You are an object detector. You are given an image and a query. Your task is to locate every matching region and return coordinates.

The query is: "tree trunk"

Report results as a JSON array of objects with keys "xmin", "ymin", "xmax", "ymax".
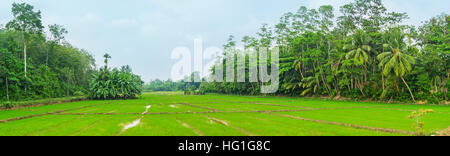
[
  {"xmin": 67, "ymin": 70, "xmax": 70, "ymax": 97},
  {"xmin": 46, "ymin": 48, "xmax": 49, "ymax": 66},
  {"xmin": 372, "ymin": 58, "xmax": 376, "ymax": 76},
  {"xmin": 364, "ymin": 66, "xmax": 367, "ymax": 83},
  {"xmin": 351, "ymin": 77, "xmax": 354, "ymax": 89},
  {"xmin": 6, "ymin": 76, "xmax": 9, "ymax": 101},
  {"xmin": 299, "ymin": 69, "xmax": 304, "ymax": 79},
  {"xmin": 356, "ymin": 80, "xmax": 366, "ymax": 96},
  {"xmin": 434, "ymin": 78, "xmax": 438, "ymax": 93},
  {"xmin": 24, "ymin": 39, "xmax": 27, "ymax": 78},
  {"xmin": 67, "ymin": 78, "xmax": 70, "ymax": 97},
  {"xmin": 24, "ymin": 37, "xmax": 27, "ymax": 93},
  {"xmin": 321, "ymin": 74, "xmax": 330, "ymax": 94},
  {"xmin": 401, "ymin": 76, "xmax": 416, "ymax": 103}
]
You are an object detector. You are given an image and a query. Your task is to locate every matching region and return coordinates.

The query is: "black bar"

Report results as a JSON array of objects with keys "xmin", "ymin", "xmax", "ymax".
[{"xmin": 0, "ymin": 136, "xmax": 446, "ymax": 155}]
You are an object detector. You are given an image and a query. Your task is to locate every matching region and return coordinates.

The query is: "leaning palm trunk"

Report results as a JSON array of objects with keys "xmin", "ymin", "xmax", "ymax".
[{"xmin": 401, "ymin": 76, "xmax": 416, "ymax": 103}]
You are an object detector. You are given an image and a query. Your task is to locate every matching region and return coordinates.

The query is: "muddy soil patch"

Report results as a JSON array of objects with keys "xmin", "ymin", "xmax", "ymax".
[{"xmin": 436, "ymin": 127, "xmax": 450, "ymax": 136}]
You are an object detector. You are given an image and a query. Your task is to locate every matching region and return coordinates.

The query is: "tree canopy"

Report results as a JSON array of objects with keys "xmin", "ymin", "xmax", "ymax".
[
  {"xmin": 197, "ymin": 0, "xmax": 449, "ymax": 104},
  {"xmin": 0, "ymin": 3, "xmax": 142, "ymax": 103}
]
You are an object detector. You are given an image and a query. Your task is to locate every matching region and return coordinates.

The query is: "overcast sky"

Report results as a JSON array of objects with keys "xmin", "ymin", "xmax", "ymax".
[{"xmin": 0, "ymin": 0, "xmax": 448, "ymax": 81}]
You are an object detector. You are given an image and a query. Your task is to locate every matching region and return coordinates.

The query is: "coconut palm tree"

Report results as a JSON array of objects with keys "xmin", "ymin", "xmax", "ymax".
[
  {"xmin": 343, "ymin": 30, "xmax": 372, "ymax": 94},
  {"xmin": 344, "ymin": 30, "xmax": 372, "ymax": 68},
  {"xmin": 378, "ymin": 28, "xmax": 416, "ymax": 102}
]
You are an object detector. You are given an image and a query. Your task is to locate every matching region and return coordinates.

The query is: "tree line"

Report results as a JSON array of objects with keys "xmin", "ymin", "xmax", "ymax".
[
  {"xmin": 0, "ymin": 3, "xmax": 96, "ymax": 101},
  {"xmin": 0, "ymin": 3, "xmax": 143, "ymax": 102},
  {"xmin": 199, "ymin": 0, "xmax": 449, "ymax": 104},
  {"xmin": 144, "ymin": 72, "xmax": 202, "ymax": 92}
]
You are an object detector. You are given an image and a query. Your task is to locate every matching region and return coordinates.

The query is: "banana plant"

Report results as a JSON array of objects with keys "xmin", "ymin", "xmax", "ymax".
[{"xmin": 88, "ymin": 54, "xmax": 143, "ymax": 100}]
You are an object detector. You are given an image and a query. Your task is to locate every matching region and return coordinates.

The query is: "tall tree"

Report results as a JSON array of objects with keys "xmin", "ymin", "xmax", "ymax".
[
  {"xmin": 6, "ymin": 3, "xmax": 44, "ymax": 78},
  {"xmin": 103, "ymin": 53, "xmax": 111, "ymax": 69},
  {"xmin": 47, "ymin": 24, "xmax": 67, "ymax": 66},
  {"xmin": 344, "ymin": 30, "xmax": 372, "ymax": 83},
  {"xmin": 378, "ymin": 28, "xmax": 416, "ymax": 102},
  {"xmin": 318, "ymin": 5, "xmax": 335, "ymax": 33},
  {"xmin": 0, "ymin": 48, "xmax": 12, "ymax": 101},
  {"xmin": 344, "ymin": 0, "xmax": 408, "ymax": 32},
  {"xmin": 62, "ymin": 67, "xmax": 73, "ymax": 97}
]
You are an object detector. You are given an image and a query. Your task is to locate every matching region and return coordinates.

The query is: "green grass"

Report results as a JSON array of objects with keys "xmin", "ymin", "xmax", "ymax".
[
  {"xmin": 0, "ymin": 92, "xmax": 448, "ymax": 136},
  {"xmin": 0, "ymin": 96, "xmax": 87, "ymax": 108}
]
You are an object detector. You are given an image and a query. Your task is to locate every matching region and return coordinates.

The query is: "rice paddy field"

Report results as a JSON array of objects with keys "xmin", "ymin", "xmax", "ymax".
[{"xmin": 0, "ymin": 92, "xmax": 449, "ymax": 136}]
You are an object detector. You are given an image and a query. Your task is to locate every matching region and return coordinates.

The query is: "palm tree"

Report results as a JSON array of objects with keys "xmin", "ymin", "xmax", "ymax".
[
  {"xmin": 344, "ymin": 30, "xmax": 372, "ymax": 94},
  {"xmin": 103, "ymin": 53, "xmax": 111, "ymax": 68},
  {"xmin": 344, "ymin": 30, "xmax": 372, "ymax": 67},
  {"xmin": 378, "ymin": 29, "xmax": 416, "ymax": 102}
]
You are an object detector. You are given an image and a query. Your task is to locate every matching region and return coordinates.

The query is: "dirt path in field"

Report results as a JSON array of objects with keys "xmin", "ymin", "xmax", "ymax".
[
  {"xmin": 51, "ymin": 109, "xmax": 304, "ymax": 115},
  {"xmin": 265, "ymin": 112, "xmax": 415, "ymax": 135},
  {"xmin": 176, "ymin": 103, "xmax": 219, "ymax": 112},
  {"xmin": 247, "ymin": 116, "xmax": 272, "ymax": 122},
  {"xmin": 372, "ymin": 107, "xmax": 450, "ymax": 114},
  {"xmin": 206, "ymin": 116, "xmax": 256, "ymax": 136},
  {"xmin": 176, "ymin": 118, "xmax": 204, "ymax": 136},
  {"xmin": 182, "ymin": 100, "xmax": 314, "ymax": 109},
  {"xmin": 218, "ymin": 100, "xmax": 315, "ymax": 109},
  {"xmin": 51, "ymin": 105, "xmax": 387, "ymax": 116},
  {"xmin": 70, "ymin": 116, "xmax": 111, "ymax": 136},
  {"xmin": 208, "ymin": 96, "xmax": 449, "ymax": 107},
  {"xmin": 0, "ymin": 102, "xmax": 112, "ymax": 123}
]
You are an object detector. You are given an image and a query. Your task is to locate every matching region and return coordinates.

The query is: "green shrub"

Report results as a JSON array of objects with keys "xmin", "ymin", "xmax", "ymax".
[
  {"xmin": 1, "ymin": 102, "xmax": 15, "ymax": 109},
  {"xmin": 73, "ymin": 91, "xmax": 85, "ymax": 96},
  {"xmin": 184, "ymin": 88, "xmax": 192, "ymax": 95}
]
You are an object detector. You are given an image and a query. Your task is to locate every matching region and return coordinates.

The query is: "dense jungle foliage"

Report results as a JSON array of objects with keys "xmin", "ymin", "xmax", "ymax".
[
  {"xmin": 199, "ymin": 0, "xmax": 449, "ymax": 104},
  {"xmin": 0, "ymin": 3, "xmax": 143, "ymax": 103},
  {"xmin": 0, "ymin": 3, "xmax": 95, "ymax": 101}
]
